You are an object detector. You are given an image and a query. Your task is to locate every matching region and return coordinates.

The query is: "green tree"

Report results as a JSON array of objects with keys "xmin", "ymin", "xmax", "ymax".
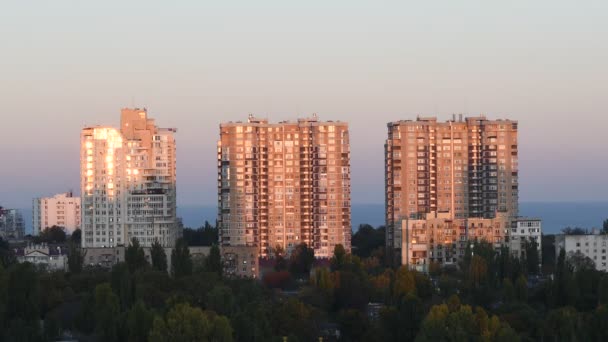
[
  {"xmin": 4, "ymin": 263, "xmax": 41, "ymax": 341},
  {"xmin": 127, "ymin": 300, "xmax": 154, "ymax": 342},
  {"xmin": 7, "ymin": 262, "xmax": 40, "ymax": 323},
  {"xmin": 567, "ymin": 251, "xmax": 595, "ymax": 272},
  {"xmin": 589, "ymin": 305, "xmax": 608, "ymax": 341},
  {"xmin": 330, "ymin": 244, "xmax": 347, "ymax": 271},
  {"xmin": 503, "ymin": 278, "xmax": 516, "ymax": 303},
  {"xmin": 469, "ymin": 255, "xmax": 488, "ymax": 289},
  {"xmin": 311, "ymin": 267, "xmax": 334, "ymax": 292},
  {"xmin": 0, "ymin": 238, "xmax": 16, "ymax": 267},
  {"xmin": 272, "ymin": 245, "xmax": 288, "ymax": 271},
  {"xmin": 288, "ymin": 243, "xmax": 315, "ymax": 277},
  {"xmin": 447, "ymin": 294, "xmax": 461, "ymax": 313},
  {"xmin": 149, "ymin": 302, "xmax": 233, "ymax": 342},
  {"xmin": 351, "ymin": 224, "xmax": 385, "ymax": 258},
  {"xmin": 38, "ymin": 225, "xmax": 66, "ymax": 243},
  {"xmin": 272, "ymin": 298, "xmax": 318, "ymax": 340},
  {"xmin": 414, "ymin": 271, "xmax": 433, "ymax": 300},
  {"xmin": 43, "ymin": 311, "xmax": 61, "ymax": 342},
  {"xmin": 394, "ymin": 266, "xmax": 416, "ymax": 299},
  {"xmin": 381, "ymin": 294, "xmax": 424, "ymax": 341},
  {"xmin": 515, "ymin": 275, "xmax": 528, "ymax": 302},
  {"xmin": 599, "ymin": 275, "xmax": 608, "ymax": 306},
  {"xmin": 232, "ymin": 301, "xmax": 273, "ymax": 342},
  {"xmin": 334, "ymin": 269, "xmax": 369, "ymax": 311},
  {"xmin": 111, "ymin": 262, "xmax": 133, "ymax": 310},
  {"xmin": 338, "ymin": 309, "xmax": 370, "ymax": 341},
  {"xmin": 524, "ymin": 240, "xmax": 540, "ymax": 275},
  {"xmin": 70, "ymin": 228, "xmax": 82, "ymax": 245},
  {"xmin": 416, "ymin": 304, "xmax": 450, "ymax": 341},
  {"xmin": 0, "ymin": 263, "xmax": 7, "ymax": 326},
  {"xmin": 67, "ymin": 241, "xmax": 85, "ymax": 274},
  {"xmin": 126, "ymin": 237, "xmax": 147, "ymax": 273},
  {"xmin": 206, "ymin": 285, "xmax": 235, "ymax": 316},
  {"xmin": 544, "ymin": 307, "xmax": 580, "ymax": 341},
  {"xmin": 150, "ymin": 240, "xmax": 168, "ymax": 272},
  {"xmin": 603, "ymin": 218, "xmax": 608, "ymax": 234},
  {"xmin": 204, "ymin": 244, "xmax": 222, "ymax": 276},
  {"xmin": 171, "ymin": 238, "xmax": 192, "ymax": 278},
  {"xmin": 94, "ymin": 283, "xmax": 120, "ymax": 341}
]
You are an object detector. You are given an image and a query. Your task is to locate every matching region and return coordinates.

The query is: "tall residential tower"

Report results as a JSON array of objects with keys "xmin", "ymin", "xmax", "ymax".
[
  {"xmin": 218, "ymin": 115, "xmax": 351, "ymax": 258},
  {"xmin": 385, "ymin": 115, "xmax": 518, "ymax": 258},
  {"xmin": 80, "ymin": 108, "xmax": 178, "ymax": 248}
]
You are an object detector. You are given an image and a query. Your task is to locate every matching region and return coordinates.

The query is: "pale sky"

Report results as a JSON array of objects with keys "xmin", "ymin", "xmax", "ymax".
[{"xmin": 1, "ymin": 0, "xmax": 607, "ymax": 209}]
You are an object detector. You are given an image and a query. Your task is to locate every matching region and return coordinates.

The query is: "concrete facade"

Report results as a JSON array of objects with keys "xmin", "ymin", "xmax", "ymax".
[
  {"xmin": 83, "ymin": 245, "xmax": 212, "ymax": 272},
  {"xmin": 555, "ymin": 230, "xmax": 608, "ymax": 272},
  {"xmin": 15, "ymin": 243, "xmax": 68, "ymax": 271},
  {"xmin": 401, "ymin": 212, "xmax": 512, "ymax": 271},
  {"xmin": 0, "ymin": 207, "xmax": 25, "ymax": 240},
  {"xmin": 218, "ymin": 115, "xmax": 351, "ymax": 258},
  {"xmin": 80, "ymin": 108, "xmax": 178, "ymax": 248},
  {"xmin": 221, "ymin": 245, "xmax": 259, "ymax": 278},
  {"xmin": 386, "ymin": 115, "xmax": 519, "ymax": 262},
  {"xmin": 509, "ymin": 218, "xmax": 542, "ymax": 261},
  {"xmin": 33, "ymin": 192, "xmax": 81, "ymax": 235}
]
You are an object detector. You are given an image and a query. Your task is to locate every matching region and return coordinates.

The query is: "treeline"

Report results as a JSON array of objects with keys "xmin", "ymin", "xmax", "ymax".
[
  {"xmin": 182, "ymin": 221, "xmax": 218, "ymax": 246},
  {"xmin": 1, "ymin": 223, "xmax": 608, "ymax": 341}
]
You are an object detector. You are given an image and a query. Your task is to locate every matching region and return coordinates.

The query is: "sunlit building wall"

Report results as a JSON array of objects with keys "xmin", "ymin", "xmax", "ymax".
[
  {"xmin": 401, "ymin": 212, "xmax": 512, "ymax": 271},
  {"xmin": 218, "ymin": 115, "xmax": 351, "ymax": 258},
  {"xmin": 385, "ymin": 115, "xmax": 518, "ymax": 261},
  {"xmin": 33, "ymin": 192, "xmax": 81, "ymax": 235},
  {"xmin": 80, "ymin": 108, "xmax": 177, "ymax": 248}
]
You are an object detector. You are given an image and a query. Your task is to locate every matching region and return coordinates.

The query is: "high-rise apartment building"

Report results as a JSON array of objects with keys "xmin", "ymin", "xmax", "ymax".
[
  {"xmin": 80, "ymin": 108, "xmax": 178, "ymax": 248},
  {"xmin": 385, "ymin": 115, "xmax": 518, "ymax": 259},
  {"xmin": 217, "ymin": 115, "xmax": 351, "ymax": 258},
  {"xmin": 33, "ymin": 192, "xmax": 81, "ymax": 235},
  {"xmin": 0, "ymin": 207, "xmax": 25, "ymax": 240}
]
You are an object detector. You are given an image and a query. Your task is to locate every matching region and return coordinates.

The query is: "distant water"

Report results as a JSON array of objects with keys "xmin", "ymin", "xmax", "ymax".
[
  {"xmin": 519, "ymin": 201, "xmax": 607, "ymax": 234},
  {"xmin": 18, "ymin": 201, "xmax": 607, "ymax": 235},
  {"xmin": 176, "ymin": 202, "xmax": 607, "ymax": 234}
]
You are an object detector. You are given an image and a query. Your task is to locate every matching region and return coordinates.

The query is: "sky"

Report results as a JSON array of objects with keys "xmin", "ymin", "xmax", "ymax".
[{"xmin": 1, "ymin": 0, "xmax": 607, "ymax": 211}]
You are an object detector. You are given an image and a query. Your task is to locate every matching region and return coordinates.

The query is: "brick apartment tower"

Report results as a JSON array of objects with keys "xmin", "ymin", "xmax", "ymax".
[
  {"xmin": 385, "ymin": 115, "xmax": 518, "ymax": 260},
  {"xmin": 218, "ymin": 115, "xmax": 351, "ymax": 258},
  {"xmin": 81, "ymin": 108, "xmax": 178, "ymax": 248}
]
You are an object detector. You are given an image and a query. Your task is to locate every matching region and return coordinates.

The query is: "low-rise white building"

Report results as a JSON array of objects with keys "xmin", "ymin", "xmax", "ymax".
[
  {"xmin": 33, "ymin": 192, "xmax": 81, "ymax": 235},
  {"xmin": 555, "ymin": 229, "xmax": 608, "ymax": 272},
  {"xmin": 16, "ymin": 243, "xmax": 68, "ymax": 271},
  {"xmin": 509, "ymin": 218, "xmax": 542, "ymax": 260}
]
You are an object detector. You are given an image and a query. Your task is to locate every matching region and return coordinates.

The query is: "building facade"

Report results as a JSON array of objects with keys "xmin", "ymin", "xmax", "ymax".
[
  {"xmin": 83, "ymin": 245, "xmax": 211, "ymax": 273},
  {"xmin": 386, "ymin": 115, "xmax": 518, "ymax": 261},
  {"xmin": 80, "ymin": 108, "xmax": 178, "ymax": 248},
  {"xmin": 555, "ymin": 230, "xmax": 608, "ymax": 272},
  {"xmin": 33, "ymin": 192, "xmax": 81, "ymax": 235},
  {"xmin": 15, "ymin": 243, "xmax": 68, "ymax": 271},
  {"xmin": 218, "ymin": 115, "xmax": 351, "ymax": 258},
  {"xmin": 509, "ymin": 218, "xmax": 542, "ymax": 260},
  {"xmin": 401, "ymin": 212, "xmax": 511, "ymax": 271},
  {"xmin": 221, "ymin": 245, "xmax": 259, "ymax": 278},
  {"xmin": 0, "ymin": 207, "xmax": 25, "ymax": 240}
]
